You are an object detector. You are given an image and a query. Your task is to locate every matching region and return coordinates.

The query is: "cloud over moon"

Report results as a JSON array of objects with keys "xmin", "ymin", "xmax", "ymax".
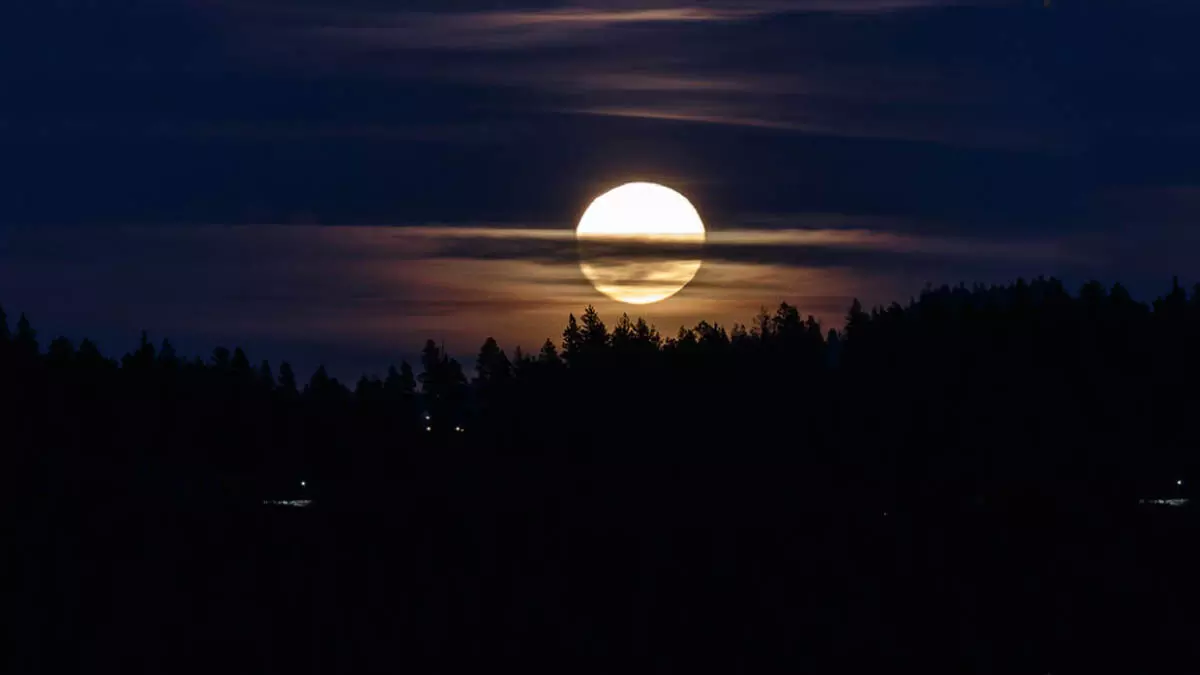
[{"xmin": 389, "ymin": 223, "xmax": 1087, "ymax": 268}]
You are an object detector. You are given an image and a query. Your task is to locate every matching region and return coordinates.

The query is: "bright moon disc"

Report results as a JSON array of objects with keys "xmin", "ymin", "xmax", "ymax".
[{"xmin": 576, "ymin": 182, "xmax": 706, "ymax": 304}]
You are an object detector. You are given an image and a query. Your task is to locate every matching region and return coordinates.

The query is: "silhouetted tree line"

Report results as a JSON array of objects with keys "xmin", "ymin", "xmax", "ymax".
[{"xmin": 4, "ymin": 276, "xmax": 1199, "ymax": 509}]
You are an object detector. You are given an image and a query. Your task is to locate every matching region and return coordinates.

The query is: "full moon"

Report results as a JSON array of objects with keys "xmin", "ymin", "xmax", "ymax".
[{"xmin": 576, "ymin": 182, "xmax": 706, "ymax": 304}]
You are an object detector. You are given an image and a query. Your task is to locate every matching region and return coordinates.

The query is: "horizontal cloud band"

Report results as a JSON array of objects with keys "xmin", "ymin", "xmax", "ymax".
[{"xmin": 390, "ymin": 225, "xmax": 1082, "ymax": 267}]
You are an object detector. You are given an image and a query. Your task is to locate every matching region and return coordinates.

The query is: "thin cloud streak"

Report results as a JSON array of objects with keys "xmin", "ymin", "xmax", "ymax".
[
  {"xmin": 301, "ymin": 6, "xmax": 768, "ymax": 51},
  {"xmin": 262, "ymin": 1, "xmax": 998, "ymax": 51},
  {"xmin": 561, "ymin": 105, "xmax": 824, "ymax": 133},
  {"xmin": 207, "ymin": 1, "xmax": 1048, "ymax": 150},
  {"xmin": 391, "ymin": 224, "xmax": 1086, "ymax": 265},
  {"xmin": 560, "ymin": 103, "xmax": 1051, "ymax": 150}
]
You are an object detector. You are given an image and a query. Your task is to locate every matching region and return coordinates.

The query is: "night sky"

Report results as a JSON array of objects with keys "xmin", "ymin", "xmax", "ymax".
[{"xmin": 3, "ymin": 1, "xmax": 1199, "ymax": 379}]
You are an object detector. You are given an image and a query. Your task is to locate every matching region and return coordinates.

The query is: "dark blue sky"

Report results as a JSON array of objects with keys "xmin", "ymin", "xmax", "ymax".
[{"xmin": 2, "ymin": 1, "xmax": 1198, "ymax": 379}]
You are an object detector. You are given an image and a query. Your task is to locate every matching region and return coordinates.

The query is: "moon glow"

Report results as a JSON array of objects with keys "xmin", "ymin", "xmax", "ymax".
[{"xmin": 575, "ymin": 182, "xmax": 706, "ymax": 305}]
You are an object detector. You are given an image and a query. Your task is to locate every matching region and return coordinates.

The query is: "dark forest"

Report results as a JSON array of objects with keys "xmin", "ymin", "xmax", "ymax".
[{"xmin": 8, "ymin": 277, "xmax": 1200, "ymax": 674}]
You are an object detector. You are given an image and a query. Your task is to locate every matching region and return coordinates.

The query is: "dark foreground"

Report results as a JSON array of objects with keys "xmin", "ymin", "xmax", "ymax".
[
  {"xmin": 7, "ymin": 279, "xmax": 1200, "ymax": 672},
  {"xmin": 11, "ymin": 461, "xmax": 1200, "ymax": 675}
]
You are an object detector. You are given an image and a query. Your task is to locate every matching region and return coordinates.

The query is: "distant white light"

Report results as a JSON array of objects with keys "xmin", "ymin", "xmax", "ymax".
[
  {"xmin": 426, "ymin": 426, "xmax": 432, "ymax": 432},
  {"xmin": 300, "ymin": 480, "xmax": 306, "ymax": 488},
  {"xmin": 883, "ymin": 512, "xmax": 888, "ymax": 517},
  {"xmin": 1140, "ymin": 498, "xmax": 1190, "ymax": 507},
  {"xmin": 264, "ymin": 499, "xmax": 313, "ymax": 508},
  {"xmin": 1178, "ymin": 480, "xmax": 1184, "ymax": 486},
  {"xmin": 424, "ymin": 414, "xmax": 430, "ymax": 420},
  {"xmin": 455, "ymin": 426, "xmax": 463, "ymax": 432}
]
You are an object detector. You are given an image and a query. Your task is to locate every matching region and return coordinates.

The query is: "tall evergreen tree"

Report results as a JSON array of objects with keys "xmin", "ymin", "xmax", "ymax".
[
  {"xmin": 47, "ymin": 336, "xmax": 75, "ymax": 364},
  {"xmin": 159, "ymin": 339, "xmax": 179, "ymax": 368},
  {"xmin": 420, "ymin": 340, "xmax": 466, "ymax": 425},
  {"xmin": 259, "ymin": 360, "xmax": 274, "ymax": 388},
  {"xmin": 561, "ymin": 314, "xmax": 582, "ymax": 367},
  {"xmin": 611, "ymin": 313, "xmax": 635, "ymax": 351},
  {"xmin": 386, "ymin": 361, "xmax": 419, "ymax": 433},
  {"xmin": 538, "ymin": 338, "xmax": 562, "ymax": 367},
  {"xmin": 475, "ymin": 337, "xmax": 512, "ymax": 385},
  {"xmin": 580, "ymin": 305, "xmax": 608, "ymax": 350},
  {"xmin": 278, "ymin": 362, "xmax": 298, "ymax": 396},
  {"xmin": 826, "ymin": 329, "xmax": 842, "ymax": 368},
  {"xmin": 633, "ymin": 317, "xmax": 662, "ymax": 351},
  {"xmin": 845, "ymin": 299, "xmax": 869, "ymax": 341},
  {"xmin": 308, "ymin": 365, "xmax": 332, "ymax": 395},
  {"xmin": 419, "ymin": 340, "xmax": 442, "ymax": 391},
  {"xmin": 384, "ymin": 365, "xmax": 405, "ymax": 395},
  {"xmin": 231, "ymin": 347, "xmax": 251, "ymax": 376},
  {"xmin": 397, "ymin": 362, "xmax": 417, "ymax": 394},
  {"xmin": 15, "ymin": 312, "xmax": 37, "ymax": 354},
  {"xmin": 123, "ymin": 330, "xmax": 155, "ymax": 370}
]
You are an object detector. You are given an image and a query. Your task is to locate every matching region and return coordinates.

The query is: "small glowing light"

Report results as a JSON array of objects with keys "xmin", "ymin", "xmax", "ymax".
[
  {"xmin": 424, "ymin": 414, "xmax": 430, "ymax": 420},
  {"xmin": 1140, "ymin": 498, "xmax": 1189, "ymax": 507},
  {"xmin": 263, "ymin": 499, "xmax": 312, "ymax": 508},
  {"xmin": 1178, "ymin": 480, "xmax": 1184, "ymax": 486},
  {"xmin": 455, "ymin": 426, "xmax": 463, "ymax": 432},
  {"xmin": 883, "ymin": 512, "xmax": 888, "ymax": 517},
  {"xmin": 426, "ymin": 426, "xmax": 432, "ymax": 432},
  {"xmin": 300, "ymin": 480, "xmax": 306, "ymax": 487}
]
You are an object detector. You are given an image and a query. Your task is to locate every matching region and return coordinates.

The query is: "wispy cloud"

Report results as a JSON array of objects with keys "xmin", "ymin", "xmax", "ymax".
[
  {"xmin": 546, "ymin": 63, "xmax": 1054, "ymax": 148},
  {"xmin": 198, "ymin": 0, "xmax": 1049, "ymax": 149},
  {"xmin": 284, "ymin": 5, "xmax": 769, "ymax": 51},
  {"xmin": 563, "ymin": 105, "xmax": 824, "ymax": 133},
  {"xmin": 385, "ymin": 222, "xmax": 1086, "ymax": 267},
  {"xmin": 267, "ymin": 1, "xmax": 989, "ymax": 51},
  {"xmin": 220, "ymin": 0, "xmax": 998, "ymax": 52}
]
